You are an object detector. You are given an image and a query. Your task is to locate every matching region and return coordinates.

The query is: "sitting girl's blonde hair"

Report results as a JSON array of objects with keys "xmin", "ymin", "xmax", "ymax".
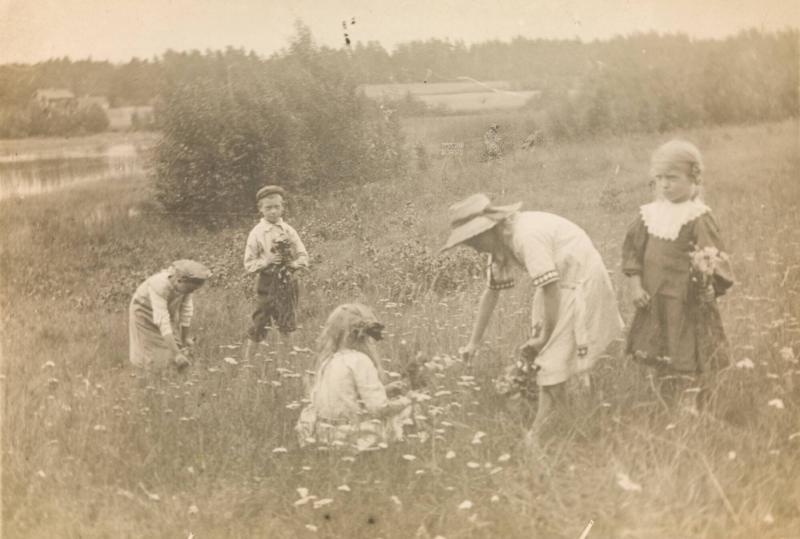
[{"xmin": 314, "ymin": 303, "xmax": 386, "ymax": 377}]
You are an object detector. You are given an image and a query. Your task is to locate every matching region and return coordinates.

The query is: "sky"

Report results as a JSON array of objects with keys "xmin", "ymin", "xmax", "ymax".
[{"xmin": 1, "ymin": 0, "xmax": 798, "ymax": 64}]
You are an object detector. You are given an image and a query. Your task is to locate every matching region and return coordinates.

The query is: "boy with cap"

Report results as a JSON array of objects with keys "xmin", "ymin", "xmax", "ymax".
[{"xmin": 243, "ymin": 185, "xmax": 309, "ymax": 361}]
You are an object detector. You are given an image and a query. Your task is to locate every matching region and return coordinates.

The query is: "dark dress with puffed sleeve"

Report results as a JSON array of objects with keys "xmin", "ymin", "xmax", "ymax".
[{"xmin": 622, "ymin": 201, "xmax": 733, "ymax": 374}]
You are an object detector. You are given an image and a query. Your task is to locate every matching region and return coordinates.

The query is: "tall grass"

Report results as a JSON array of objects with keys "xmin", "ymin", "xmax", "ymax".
[{"xmin": 1, "ymin": 120, "xmax": 798, "ymax": 538}]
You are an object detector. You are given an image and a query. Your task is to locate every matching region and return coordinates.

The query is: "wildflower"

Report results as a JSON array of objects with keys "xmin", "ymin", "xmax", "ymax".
[
  {"xmin": 615, "ymin": 472, "xmax": 642, "ymax": 493},
  {"xmin": 779, "ymin": 347, "xmax": 797, "ymax": 363},
  {"xmin": 735, "ymin": 358, "xmax": 755, "ymax": 369},
  {"xmin": 767, "ymin": 399, "xmax": 785, "ymax": 409},
  {"xmin": 223, "ymin": 357, "xmax": 238, "ymax": 365},
  {"xmin": 471, "ymin": 431, "xmax": 487, "ymax": 444},
  {"xmin": 457, "ymin": 500, "xmax": 473, "ymax": 510},
  {"xmin": 138, "ymin": 482, "xmax": 160, "ymax": 501}
]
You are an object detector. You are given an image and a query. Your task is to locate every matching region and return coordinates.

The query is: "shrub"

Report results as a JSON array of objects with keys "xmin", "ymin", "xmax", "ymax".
[{"xmin": 153, "ymin": 26, "xmax": 406, "ymax": 222}]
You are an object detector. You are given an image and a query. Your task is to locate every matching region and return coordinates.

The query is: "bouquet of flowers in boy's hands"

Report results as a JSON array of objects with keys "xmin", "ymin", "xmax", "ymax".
[
  {"xmin": 268, "ymin": 236, "xmax": 295, "ymax": 285},
  {"xmin": 690, "ymin": 245, "xmax": 733, "ymax": 302}
]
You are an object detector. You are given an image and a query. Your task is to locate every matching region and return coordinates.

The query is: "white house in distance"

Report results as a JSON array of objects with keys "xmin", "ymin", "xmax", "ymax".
[
  {"xmin": 33, "ymin": 88, "xmax": 77, "ymax": 111},
  {"xmin": 32, "ymin": 88, "xmax": 154, "ymax": 130}
]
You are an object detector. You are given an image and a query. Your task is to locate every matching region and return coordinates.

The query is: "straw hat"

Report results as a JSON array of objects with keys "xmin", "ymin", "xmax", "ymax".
[{"xmin": 440, "ymin": 194, "xmax": 522, "ymax": 252}]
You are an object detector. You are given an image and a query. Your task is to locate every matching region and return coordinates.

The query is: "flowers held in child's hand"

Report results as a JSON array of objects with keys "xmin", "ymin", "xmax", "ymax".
[{"xmin": 691, "ymin": 246, "xmax": 723, "ymax": 277}]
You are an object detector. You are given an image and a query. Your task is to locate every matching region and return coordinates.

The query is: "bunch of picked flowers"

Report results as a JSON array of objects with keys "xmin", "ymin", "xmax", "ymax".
[{"xmin": 690, "ymin": 245, "xmax": 728, "ymax": 302}]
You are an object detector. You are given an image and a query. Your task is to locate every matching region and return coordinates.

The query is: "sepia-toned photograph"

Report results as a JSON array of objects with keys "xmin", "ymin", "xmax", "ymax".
[{"xmin": 1, "ymin": 1, "xmax": 798, "ymax": 537}]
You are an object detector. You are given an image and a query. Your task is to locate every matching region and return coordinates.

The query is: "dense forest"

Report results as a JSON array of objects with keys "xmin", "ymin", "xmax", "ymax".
[{"xmin": 0, "ymin": 28, "xmax": 796, "ymax": 137}]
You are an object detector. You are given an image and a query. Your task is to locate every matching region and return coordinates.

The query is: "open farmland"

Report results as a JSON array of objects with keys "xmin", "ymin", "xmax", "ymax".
[
  {"xmin": 361, "ymin": 81, "xmax": 540, "ymax": 112},
  {"xmin": 1, "ymin": 119, "xmax": 799, "ymax": 538}
]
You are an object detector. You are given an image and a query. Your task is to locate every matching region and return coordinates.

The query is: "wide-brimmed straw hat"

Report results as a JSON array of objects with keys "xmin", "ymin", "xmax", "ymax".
[{"xmin": 440, "ymin": 194, "xmax": 522, "ymax": 252}]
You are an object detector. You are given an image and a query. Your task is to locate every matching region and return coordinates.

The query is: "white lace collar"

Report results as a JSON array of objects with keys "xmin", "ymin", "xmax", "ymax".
[{"xmin": 640, "ymin": 199, "xmax": 709, "ymax": 241}]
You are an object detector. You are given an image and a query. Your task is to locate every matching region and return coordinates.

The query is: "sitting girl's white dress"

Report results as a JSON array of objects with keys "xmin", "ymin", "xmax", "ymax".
[{"xmin": 296, "ymin": 349, "xmax": 412, "ymax": 451}]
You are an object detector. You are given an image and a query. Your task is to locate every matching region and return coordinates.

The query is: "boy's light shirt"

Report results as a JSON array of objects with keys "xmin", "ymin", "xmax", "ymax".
[{"xmin": 243, "ymin": 217, "xmax": 309, "ymax": 274}]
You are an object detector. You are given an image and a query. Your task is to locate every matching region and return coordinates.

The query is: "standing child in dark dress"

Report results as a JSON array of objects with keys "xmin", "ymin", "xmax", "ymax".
[
  {"xmin": 243, "ymin": 186, "xmax": 309, "ymax": 361},
  {"xmin": 623, "ymin": 140, "xmax": 734, "ymax": 410}
]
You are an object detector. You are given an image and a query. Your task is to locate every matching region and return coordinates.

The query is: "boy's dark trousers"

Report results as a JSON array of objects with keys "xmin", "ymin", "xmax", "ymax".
[{"xmin": 247, "ymin": 267, "xmax": 299, "ymax": 343}]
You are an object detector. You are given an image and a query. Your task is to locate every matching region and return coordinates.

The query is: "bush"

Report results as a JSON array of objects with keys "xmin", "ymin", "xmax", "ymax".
[
  {"xmin": 153, "ymin": 50, "xmax": 295, "ymax": 223},
  {"xmin": 153, "ymin": 27, "xmax": 406, "ymax": 222}
]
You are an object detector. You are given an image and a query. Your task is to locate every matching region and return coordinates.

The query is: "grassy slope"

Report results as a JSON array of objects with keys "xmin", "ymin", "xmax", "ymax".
[{"xmin": 1, "ymin": 119, "xmax": 799, "ymax": 538}]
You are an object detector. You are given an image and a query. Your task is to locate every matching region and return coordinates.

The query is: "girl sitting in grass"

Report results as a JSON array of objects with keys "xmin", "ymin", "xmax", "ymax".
[
  {"xmin": 296, "ymin": 303, "xmax": 413, "ymax": 451},
  {"xmin": 623, "ymin": 140, "xmax": 734, "ymax": 410}
]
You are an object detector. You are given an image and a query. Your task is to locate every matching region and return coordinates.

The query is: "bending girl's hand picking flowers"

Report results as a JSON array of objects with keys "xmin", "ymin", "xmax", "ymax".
[
  {"xmin": 520, "ymin": 333, "xmax": 547, "ymax": 359},
  {"xmin": 459, "ymin": 343, "xmax": 477, "ymax": 363}
]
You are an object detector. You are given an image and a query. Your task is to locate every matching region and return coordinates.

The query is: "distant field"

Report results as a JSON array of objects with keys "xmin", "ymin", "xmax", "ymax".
[
  {"xmin": 361, "ymin": 80, "xmax": 515, "ymax": 97},
  {"xmin": 362, "ymin": 80, "xmax": 540, "ymax": 112}
]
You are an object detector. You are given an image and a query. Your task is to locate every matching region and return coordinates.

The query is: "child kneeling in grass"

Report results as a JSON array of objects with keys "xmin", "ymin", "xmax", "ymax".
[{"xmin": 296, "ymin": 304, "xmax": 413, "ymax": 451}]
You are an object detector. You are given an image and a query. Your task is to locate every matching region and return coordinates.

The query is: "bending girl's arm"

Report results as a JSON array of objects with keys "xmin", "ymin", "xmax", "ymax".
[
  {"xmin": 467, "ymin": 287, "xmax": 500, "ymax": 349},
  {"xmin": 539, "ymin": 281, "xmax": 560, "ymax": 340}
]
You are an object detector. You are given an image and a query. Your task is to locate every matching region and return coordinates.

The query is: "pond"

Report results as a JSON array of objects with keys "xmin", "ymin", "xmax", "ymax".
[{"xmin": 0, "ymin": 142, "xmax": 148, "ymax": 200}]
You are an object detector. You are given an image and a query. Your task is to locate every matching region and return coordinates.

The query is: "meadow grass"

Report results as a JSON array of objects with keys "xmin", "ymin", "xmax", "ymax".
[{"xmin": 1, "ymin": 120, "xmax": 799, "ymax": 538}]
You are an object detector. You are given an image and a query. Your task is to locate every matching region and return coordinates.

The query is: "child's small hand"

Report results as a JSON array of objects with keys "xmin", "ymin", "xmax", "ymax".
[
  {"xmin": 631, "ymin": 285, "xmax": 651, "ymax": 310},
  {"xmin": 459, "ymin": 343, "xmax": 477, "ymax": 364},
  {"xmin": 174, "ymin": 353, "xmax": 190, "ymax": 372},
  {"xmin": 385, "ymin": 380, "xmax": 408, "ymax": 397}
]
